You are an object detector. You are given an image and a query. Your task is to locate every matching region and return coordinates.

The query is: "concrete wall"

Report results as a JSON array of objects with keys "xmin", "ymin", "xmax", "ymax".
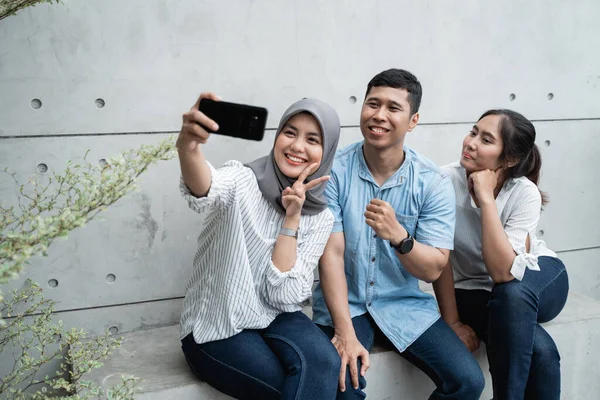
[{"xmin": 1, "ymin": 0, "xmax": 599, "ymax": 346}]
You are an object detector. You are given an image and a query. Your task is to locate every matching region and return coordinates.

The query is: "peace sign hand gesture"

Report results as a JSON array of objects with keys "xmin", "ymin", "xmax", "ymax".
[{"xmin": 281, "ymin": 163, "xmax": 329, "ymax": 219}]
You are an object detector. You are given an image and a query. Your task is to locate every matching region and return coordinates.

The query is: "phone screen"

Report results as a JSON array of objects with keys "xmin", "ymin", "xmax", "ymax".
[{"xmin": 199, "ymin": 99, "xmax": 268, "ymax": 141}]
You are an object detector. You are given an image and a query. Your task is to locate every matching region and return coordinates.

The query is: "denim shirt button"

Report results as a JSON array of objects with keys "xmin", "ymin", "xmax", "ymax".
[
  {"xmin": 310, "ymin": 143, "xmax": 455, "ymax": 353},
  {"xmin": 369, "ymin": 281, "xmax": 375, "ymax": 286}
]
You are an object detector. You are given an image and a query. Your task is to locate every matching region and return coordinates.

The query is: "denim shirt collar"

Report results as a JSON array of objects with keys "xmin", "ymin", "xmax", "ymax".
[{"xmin": 357, "ymin": 144, "xmax": 412, "ymax": 189}]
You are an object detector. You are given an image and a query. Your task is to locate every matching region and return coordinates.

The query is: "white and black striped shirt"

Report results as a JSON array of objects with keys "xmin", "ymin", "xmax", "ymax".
[
  {"xmin": 443, "ymin": 162, "xmax": 556, "ymax": 291},
  {"xmin": 179, "ymin": 160, "xmax": 334, "ymax": 344}
]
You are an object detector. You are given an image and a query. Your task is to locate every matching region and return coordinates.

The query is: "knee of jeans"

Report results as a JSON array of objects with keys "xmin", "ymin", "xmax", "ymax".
[
  {"xmin": 533, "ymin": 335, "xmax": 560, "ymax": 366},
  {"xmin": 319, "ymin": 344, "xmax": 342, "ymax": 376},
  {"xmin": 455, "ymin": 358, "xmax": 485, "ymax": 396},
  {"xmin": 300, "ymin": 340, "xmax": 341, "ymax": 378},
  {"xmin": 491, "ymin": 279, "xmax": 533, "ymax": 307},
  {"xmin": 471, "ymin": 367, "xmax": 486, "ymax": 395}
]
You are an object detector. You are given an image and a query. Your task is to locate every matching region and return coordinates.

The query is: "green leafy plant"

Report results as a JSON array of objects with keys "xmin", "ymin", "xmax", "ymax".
[
  {"xmin": 0, "ymin": 0, "xmax": 60, "ymax": 22},
  {"xmin": 1, "ymin": 281, "xmax": 138, "ymax": 399},
  {"xmin": 1, "ymin": 137, "xmax": 176, "ymax": 398},
  {"xmin": 1, "ymin": 138, "xmax": 176, "ymax": 293}
]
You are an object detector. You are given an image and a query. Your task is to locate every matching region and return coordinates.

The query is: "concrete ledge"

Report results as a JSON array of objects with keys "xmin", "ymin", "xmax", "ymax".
[{"xmin": 79, "ymin": 292, "xmax": 600, "ymax": 399}]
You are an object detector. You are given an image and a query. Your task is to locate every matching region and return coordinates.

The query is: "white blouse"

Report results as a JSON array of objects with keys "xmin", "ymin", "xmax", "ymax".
[
  {"xmin": 179, "ymin": 160, "xmax": 334, "ymax": 344},
  {"xmin": 442, "ymin": 162, "xmax": 556, "ymax": 291}
]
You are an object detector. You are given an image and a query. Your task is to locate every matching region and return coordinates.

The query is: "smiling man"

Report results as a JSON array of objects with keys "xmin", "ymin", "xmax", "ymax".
[{"xmin": 312, "ymin": 69, "xmax": 484, "ymax": 399}]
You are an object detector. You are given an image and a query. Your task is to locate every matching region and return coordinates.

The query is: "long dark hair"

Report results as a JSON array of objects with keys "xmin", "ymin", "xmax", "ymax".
[{"xmin": 478, "ymin": 109, "xmax": 548, "ymax": 206}]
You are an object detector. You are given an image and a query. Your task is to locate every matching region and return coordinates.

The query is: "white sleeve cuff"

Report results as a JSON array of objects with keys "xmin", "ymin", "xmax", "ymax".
[
  {"xmin": 266, "ymin": 259, "xmax": 301, "ymax": 287},
  {"xmin": 180, "ymin": 163, "xmax": 227, "ymax": 214},
  {"xmin": 510, "ymin": 253, "xmax": 541, "ymax": 281}
]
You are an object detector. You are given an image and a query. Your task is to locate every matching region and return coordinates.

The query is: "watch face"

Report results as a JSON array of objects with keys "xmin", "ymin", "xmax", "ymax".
[{"xmin": 400, "ymin": 237, "xmax": 414, "ymax": 254}]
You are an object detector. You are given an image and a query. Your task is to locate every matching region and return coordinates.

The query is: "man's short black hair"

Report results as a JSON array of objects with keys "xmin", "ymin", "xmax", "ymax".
[{"xmin": 365, "ymin": 69, "xmax": 422, "ymax": 115}]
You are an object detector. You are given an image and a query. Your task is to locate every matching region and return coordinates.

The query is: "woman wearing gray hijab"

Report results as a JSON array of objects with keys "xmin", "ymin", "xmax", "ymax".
[{"xmin": 177, "ymin": 92, "xmax": 342, "ymax": 400}]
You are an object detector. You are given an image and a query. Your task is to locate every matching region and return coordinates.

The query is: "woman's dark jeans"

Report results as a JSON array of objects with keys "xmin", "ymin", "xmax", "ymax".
[
  {"xmin": 456, "ymin": 256, "xmax": 569, "ymax": 400},
  {"xmin": 181, "ymin": 311, "xmax": 340, "ymax": 400}
]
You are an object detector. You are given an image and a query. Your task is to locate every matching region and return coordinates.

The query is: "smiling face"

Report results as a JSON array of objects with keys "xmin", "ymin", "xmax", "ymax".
[
  {"xmin": 273, "ymin": 112, "xmax": 323, "ymax": 179},
  {"xmin": 460, "ymin": 114, "xmax": 505, "ymax": 173},
  {"xmin": 360, "ymin": 86, "xmax": 419, "ymax": 151}
]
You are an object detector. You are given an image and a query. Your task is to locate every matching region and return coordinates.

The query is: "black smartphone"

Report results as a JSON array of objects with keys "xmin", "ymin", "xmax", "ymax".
[{"xmin": 198, "ymin": 98, "xmax": 268, "ymax": 141}]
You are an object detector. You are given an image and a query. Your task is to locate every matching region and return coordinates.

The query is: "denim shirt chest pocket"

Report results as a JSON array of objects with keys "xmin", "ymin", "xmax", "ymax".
[
  {"xmin": 395, "ymin": 213, "xmax": 418, "ymax": 238},
  {"xmin": 376, "ymin": 213, "xmax": 419, "ymax": 286}
]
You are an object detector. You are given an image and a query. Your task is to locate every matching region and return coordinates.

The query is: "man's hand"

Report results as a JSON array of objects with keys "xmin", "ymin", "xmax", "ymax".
[
  {"xmin": 330, "ymin": 333, "xmax": 370, "ymax": 392},
  {"xmin": 364, "ymin": 199, "xmax": 405, "ymax": 244},
  {"xmin": 449, "ymin": 321, "xmax": 480, "ymax": 353}
]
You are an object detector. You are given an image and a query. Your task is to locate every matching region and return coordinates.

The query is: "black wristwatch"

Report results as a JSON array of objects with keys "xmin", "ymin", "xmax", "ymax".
[{"xmin": 390, "ymin": 231, "xmax": 414, "ymax": 254}]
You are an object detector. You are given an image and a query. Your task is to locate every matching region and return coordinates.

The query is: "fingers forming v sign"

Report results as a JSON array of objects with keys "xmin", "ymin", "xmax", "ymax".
[{"xmin": 281, "ymin": 163, "xmax": 329, "ymax": 218}]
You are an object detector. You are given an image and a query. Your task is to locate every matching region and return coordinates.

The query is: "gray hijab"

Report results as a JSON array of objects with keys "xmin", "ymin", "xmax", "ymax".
[{"xmin": 246, "ymin": 98, "xmax": 341, "ymax": 216}]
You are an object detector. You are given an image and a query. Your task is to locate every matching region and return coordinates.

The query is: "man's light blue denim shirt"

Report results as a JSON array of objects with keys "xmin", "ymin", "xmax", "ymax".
[{"xmin": 312, "ymin": 142, "xmax": 456, "ymax": 352}]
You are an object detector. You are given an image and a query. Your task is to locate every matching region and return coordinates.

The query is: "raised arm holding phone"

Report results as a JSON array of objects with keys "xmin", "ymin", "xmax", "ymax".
[{"xmin": 178, "ymin": 93, "xmax": 342, "ymax": 400}]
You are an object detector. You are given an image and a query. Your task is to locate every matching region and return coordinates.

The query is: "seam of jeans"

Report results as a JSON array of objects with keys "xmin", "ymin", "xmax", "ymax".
[
  {"xmin": 366, "ymin": 333, "xmax": 375, "ymax": 351},
  {"xmin": 405, "ymin": 348, "xmax": 448, "ymax": 392},
  {"xmin": 187, "ymin": 344, "xmax": 283, "ymax": 395},
  {"xmin": 402, "ymin": 328, "xmax": 448, "ymax": 392},
  {"xmin": 539, "ymin": 262, "xmax": 567, "ymax": 292},
  {"xmin": 262, "ymin": 333, "xmax": 307, "ymax": 400}
]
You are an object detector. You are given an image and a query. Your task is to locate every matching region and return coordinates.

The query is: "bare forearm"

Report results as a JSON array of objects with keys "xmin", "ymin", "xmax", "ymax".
[
  {"xmin": 320, "ymin": 259, "xmax": 355, "ymax": 336},
  {"xmin": 480, "ymin": 201, "xmax": 516, "ymax": 283},
  {"xmin": 271, "ymin": 216, "xmax": 300, "ymax": 272},
  {"xmin": 433, "ymin": 262, "xmax": 460, "ymax": 324},
  {"xmin": 397, "ymin": 242, "xmax": 448, "ymax": 282},
  {"xmin": 177, "ymin": 143, "xmax": 212, "ymax": 198}
]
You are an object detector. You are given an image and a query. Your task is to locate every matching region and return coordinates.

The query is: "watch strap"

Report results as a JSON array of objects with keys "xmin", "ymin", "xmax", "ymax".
[
  {"xmin": 279, "ymin": 227, "xmax": 298, "ymax": 239},
  {"xmin": 390, "ymin": 231, "xmax": 413, "ymax": 254}
]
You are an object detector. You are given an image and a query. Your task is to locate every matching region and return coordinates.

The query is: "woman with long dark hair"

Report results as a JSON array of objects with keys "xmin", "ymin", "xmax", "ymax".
[{"xmin": 435, "ymin": 109, "xmax": 569, "ymax": 400}]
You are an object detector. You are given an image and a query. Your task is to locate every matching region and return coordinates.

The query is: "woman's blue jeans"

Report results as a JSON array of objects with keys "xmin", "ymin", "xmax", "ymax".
[
  {"xmin": 181, "ymin": 311, "xmax": 340, "ymax": 400},
  {"xmin": 455, "ymin": 256, "xmax": 569, "ymax": 400}
]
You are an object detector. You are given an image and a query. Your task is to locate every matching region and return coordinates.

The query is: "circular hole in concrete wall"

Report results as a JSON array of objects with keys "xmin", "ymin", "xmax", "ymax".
[
  {"xmin": 509, "ymin": 93, "xmax": 516, "ymax": 101},
  {"xmin": 538, "ymin": 230, "xmax": 544, "ymax": 237},
  {"xmin": 37, "ymin": 163, "xmax": 48, "ymax": 174},
  {"xmin": 349, "ymin": 96, "xmax": 357, "ymax": 104},
  {"xmin": 106, "ymin": 273, "xmax": 116, "ymax": 283},
  {"xmin": 99, "ymin": 158, "xmax": 108, "ymax": 168},
  {"xmin": 109, "ymin": 326, "xmax": 119, "ymax": 335},
  {"xmin": 48, "ymin": 279, "xmax": 58, "ymax": 288},
  {"xmin": 31, "ymin": 99, "xmax": 42, "ymax": 109},
  {"xmin": 544, "ymin": 140, "xmax": 551, "ymax": 147},
  {"xmin": 547, "ymin": 93, "xmax": 554, "ymax": 101},
  {"xmin": 95, "ymin": 98, "xmax": 105, "ymax": 108}
]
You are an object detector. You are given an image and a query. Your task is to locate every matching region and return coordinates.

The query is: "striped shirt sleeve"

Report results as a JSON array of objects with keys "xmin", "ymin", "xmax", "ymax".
[
  {"xmin": 264, "ymin": 211, "xmax": 334, "ymax": 311},
  {"xmin": 180, "ymin": 160, "xmax": 242, "ymax": 215}
]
